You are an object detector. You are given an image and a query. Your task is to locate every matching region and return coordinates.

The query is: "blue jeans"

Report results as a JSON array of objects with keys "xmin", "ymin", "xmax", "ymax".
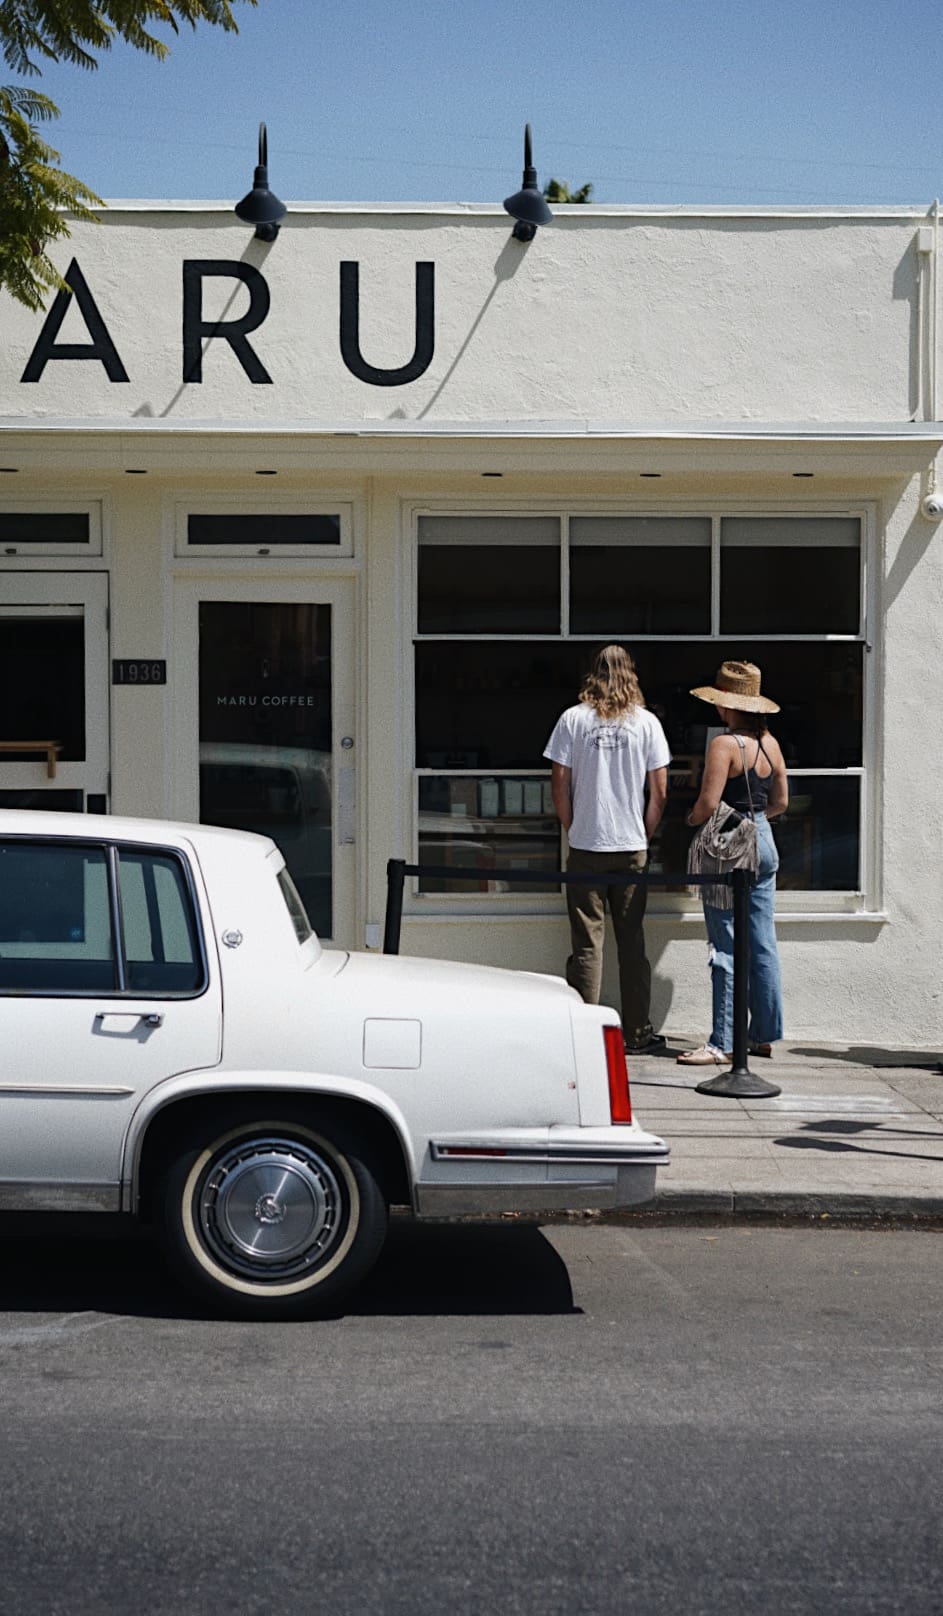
[{"xmin": 703, "ymin": 815, "xmax": 783, "ymax": 1052}]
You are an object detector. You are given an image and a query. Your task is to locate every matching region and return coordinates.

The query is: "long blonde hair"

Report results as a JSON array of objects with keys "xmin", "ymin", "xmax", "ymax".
[{"xmin": 580, "ymin": 644, "xmax": 645, "ymax": 719}]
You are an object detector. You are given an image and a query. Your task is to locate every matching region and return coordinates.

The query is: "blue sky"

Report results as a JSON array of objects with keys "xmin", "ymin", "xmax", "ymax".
[{"xmin": 21, "ymin": 0, "xmax": 943, "ymax": 207}]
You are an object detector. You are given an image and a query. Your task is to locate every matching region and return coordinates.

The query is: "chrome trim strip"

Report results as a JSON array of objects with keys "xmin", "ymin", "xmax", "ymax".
[
  {"xmin": 0, "ymin": 1182, "xmax": 121, "ymax": 1211},
  {"xmin": 431, "ymin": 1143, "xmax": 670, "ymax": 1166},
  {"xmin": 0, "ymin": 1084, "xmax": 135, "ymax": 1096}
]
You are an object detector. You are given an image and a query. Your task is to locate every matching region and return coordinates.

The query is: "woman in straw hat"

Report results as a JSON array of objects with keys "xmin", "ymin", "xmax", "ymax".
[{"xmin": 677, "ymin": 660, "xmax": 789, "ymax": 1066}]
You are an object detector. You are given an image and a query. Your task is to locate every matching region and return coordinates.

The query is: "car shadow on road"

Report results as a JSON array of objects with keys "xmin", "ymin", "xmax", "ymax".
[
  {"xmin": 352, "ymin": 1221, "xmax": 580, "ymax": 1317},
  {"xmin": 0, "ymin": 1215, "xmax": 579, "ymax": 1321}
]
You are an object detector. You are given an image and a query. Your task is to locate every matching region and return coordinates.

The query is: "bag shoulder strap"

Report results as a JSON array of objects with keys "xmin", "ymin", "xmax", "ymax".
[{"xmin": 734, "ymin": 735, "xmax": 756, "ymax": 820}]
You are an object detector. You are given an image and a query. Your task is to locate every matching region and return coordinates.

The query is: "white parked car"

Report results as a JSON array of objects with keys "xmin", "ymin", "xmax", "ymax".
[{"xmin": 0, "ymin": 812, "xmax": 669, "ymax": 1317}]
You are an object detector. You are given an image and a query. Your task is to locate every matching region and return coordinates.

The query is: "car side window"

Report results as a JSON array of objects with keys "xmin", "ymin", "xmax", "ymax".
[
  {"xmin": 276, "ymin": 866, "xmax": 314, "ymax": 944},
  {"xmin": 117, "ymin": 850, "xmax": 206, "ymax": 994},
  {"xmin": 0, "ymin": 841, "xmax": 117, "ymax": 993}
]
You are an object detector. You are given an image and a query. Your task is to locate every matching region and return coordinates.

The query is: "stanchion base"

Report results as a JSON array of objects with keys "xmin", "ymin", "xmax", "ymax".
[{"xmin": 695, "ymin": 1067, "xmax": 782, "ymax": 1099}]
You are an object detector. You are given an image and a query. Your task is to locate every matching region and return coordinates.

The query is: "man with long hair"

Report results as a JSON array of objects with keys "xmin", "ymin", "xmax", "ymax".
[{"xmin": 543, "ymin": 645, "xmax": 670, "ymax": 1053}]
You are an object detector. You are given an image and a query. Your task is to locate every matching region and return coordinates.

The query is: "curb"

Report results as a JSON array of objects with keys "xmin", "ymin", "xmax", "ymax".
[{"xmin": 564, "ymin": 1188, "xmax": 943, "ymax": 1222}]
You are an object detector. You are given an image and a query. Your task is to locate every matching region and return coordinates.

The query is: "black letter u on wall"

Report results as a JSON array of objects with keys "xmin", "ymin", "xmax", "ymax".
[{"xmin": 339, "ymin": 261, "xmax": 435, "ymax": 386}]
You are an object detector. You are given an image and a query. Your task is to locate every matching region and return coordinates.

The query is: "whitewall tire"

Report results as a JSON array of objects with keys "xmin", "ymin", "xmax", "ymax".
[{"xmin": 157, "ymin": 1113, "xmax": 388, "ymax": 1318}]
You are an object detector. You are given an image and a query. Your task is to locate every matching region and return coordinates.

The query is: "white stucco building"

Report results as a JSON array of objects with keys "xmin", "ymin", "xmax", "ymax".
[{"xmin": 1, "ymin": 199, "xmax": 941, "ymax": 1045}]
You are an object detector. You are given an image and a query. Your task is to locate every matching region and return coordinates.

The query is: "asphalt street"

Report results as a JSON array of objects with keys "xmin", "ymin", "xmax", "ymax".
[{"xmin": 0, "ymin": 1217, "xmax": 941, "ymax": 1615}]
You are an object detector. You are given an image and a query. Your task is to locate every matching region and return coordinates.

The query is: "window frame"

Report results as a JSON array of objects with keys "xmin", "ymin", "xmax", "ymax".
[
  {"xmin": 0, "ymin": 836, "xmax": 210, "ymax": 999},
  {"xmin": 174, "ymin": 496, "xmax": 354, "ymax": 559},
  {"xmin": 407, "ymin": 498, "xmax": 877, "ymax": 919},
  {"xmin": 0, "ymin": 499, "xmax": 103, "ymax": 558}
]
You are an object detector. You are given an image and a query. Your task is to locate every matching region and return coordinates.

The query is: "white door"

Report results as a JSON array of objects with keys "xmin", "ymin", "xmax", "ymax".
[
  {"xmin": 0, "ymin": 573, "xmax": 109, "ymax": 813},
  {"xmin": 0, "ymin": 834, "xmax": 221, "ymax": 1204},
  {"xmin": 172, "ymin": 579, "xmax": 357, "ymax": 946}
]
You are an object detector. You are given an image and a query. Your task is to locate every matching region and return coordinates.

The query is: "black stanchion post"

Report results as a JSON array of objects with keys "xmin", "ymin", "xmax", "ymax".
[
  {"xmin": 695, "ymin": 868, "xmax": 781, "ymax": 1100},
  {"xmin": 383, "ymin": 859, "xmax": 407, "ymax": 955},
  {"xmin": 730, "ymin": 866, "xmax": 752, "ymax": 1077}
]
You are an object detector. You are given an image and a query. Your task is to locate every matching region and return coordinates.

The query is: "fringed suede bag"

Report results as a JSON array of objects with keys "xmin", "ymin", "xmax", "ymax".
[{"xmin": 686, "ymin": 738, "xmax": 760, "ymax": 909}]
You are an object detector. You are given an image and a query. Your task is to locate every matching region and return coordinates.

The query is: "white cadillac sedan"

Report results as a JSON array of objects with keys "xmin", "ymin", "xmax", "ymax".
[{"xmin": 0, "ymin": 813, "xmax": 668, "ymax": 1317}]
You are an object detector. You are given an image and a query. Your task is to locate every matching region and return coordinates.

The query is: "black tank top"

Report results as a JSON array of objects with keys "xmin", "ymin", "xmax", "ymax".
[{"xmin": 722, "ymin": 736, "xmax": 773, "ymax": 815}]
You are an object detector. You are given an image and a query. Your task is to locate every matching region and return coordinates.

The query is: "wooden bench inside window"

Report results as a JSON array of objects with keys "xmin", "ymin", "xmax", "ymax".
[{"xmin": 0, "ymin": 741, "xmax": 62, "ymax": 779}]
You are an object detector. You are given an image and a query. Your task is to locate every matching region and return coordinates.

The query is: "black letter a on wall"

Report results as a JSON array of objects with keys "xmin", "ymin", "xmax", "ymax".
[
  {"xmin": 340, "ymin": 261, "xmax": 434, "ymax": 386},
  {"xmin": 21, "ymin": 259, "xmax": 129, "ymax": 383}
]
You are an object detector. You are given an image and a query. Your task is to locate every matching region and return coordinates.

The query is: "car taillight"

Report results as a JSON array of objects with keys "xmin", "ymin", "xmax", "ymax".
[{"xmin": 603, "ymin": 1025, "xmax": 632, "ymax": 1124}]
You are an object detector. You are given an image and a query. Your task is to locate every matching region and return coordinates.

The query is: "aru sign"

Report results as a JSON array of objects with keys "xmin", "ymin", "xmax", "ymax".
[{"xmin": 20, "ymin": 258, "xmax": 436, "ymax": 388}]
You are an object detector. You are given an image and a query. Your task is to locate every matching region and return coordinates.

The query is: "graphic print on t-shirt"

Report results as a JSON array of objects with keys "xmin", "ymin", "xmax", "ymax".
[{"xmin": 591, "ymin": 723, "xmax": 629, "ymax": 750}]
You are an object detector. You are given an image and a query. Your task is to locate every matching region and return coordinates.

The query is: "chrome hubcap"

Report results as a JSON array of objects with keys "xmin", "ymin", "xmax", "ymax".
[{"xmin": 199, "ymin": 1136, "xmax": 343, "ymax": 1280}]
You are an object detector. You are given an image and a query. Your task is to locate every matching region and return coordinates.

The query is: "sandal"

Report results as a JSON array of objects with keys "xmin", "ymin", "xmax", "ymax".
[{"xmin": 676, "ymin": 1044, "xmax": 732, "ymax": 1066}]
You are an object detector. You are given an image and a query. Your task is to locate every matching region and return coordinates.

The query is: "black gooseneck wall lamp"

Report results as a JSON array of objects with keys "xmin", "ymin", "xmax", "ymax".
[
  {"xmin": 503, "ymin": 123, "xmax": 553, "ymax": 242},
  {"xmin": 234, "ymin": 122, "xmax": 287, "ymax": 241}
]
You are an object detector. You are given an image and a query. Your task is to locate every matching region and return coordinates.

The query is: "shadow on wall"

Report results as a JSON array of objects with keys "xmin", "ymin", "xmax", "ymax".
[
  {"xmin": 417, "ymin": 235, "xmax": 529, "ymax": 420},
  {"xmin": 882, "ymin": 477, "xmax": 941, "ymax": 611},
  {"xmin": 891, "ymin": 237, "xmax": 922, "ymax": 421}
]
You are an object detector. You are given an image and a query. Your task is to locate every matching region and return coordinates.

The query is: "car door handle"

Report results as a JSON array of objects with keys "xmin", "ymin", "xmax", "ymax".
[{"xmin": 95, "ymin": 1012, "xmax": 163, "ymax": 1034}]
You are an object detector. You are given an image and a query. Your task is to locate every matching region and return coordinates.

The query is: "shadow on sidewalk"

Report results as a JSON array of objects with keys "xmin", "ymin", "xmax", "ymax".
[
  {"xmin": 791, "ymin": 1045, "xmax": 943, "ymax": 1070},
  {"xmin": 776, "ymin": 1120, "xmax": 943, "ymax": 1165}
]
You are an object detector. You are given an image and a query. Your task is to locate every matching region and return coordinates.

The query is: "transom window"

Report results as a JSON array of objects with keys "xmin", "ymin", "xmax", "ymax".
[
  {"xmin": 177, "ymin": 503, "xmax": 353, "ymax": 558},
  {"xmin": 0, "ymin": 505, "xmax": 101, "ymax": 557},
  {"xmin": 414, "ymin": 510, "xmax": 868, "ymax": 905}
]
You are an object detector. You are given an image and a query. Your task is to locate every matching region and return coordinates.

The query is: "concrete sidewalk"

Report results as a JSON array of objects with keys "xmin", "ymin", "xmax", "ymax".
[{"xmin": 627, "ymin": 1039, "xmax": 943, "ymax": 1218}]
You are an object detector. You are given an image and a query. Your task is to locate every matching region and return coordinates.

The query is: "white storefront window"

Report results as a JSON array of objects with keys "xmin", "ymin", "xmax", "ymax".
[{"xmin": 412, "ymin": 505, "xmax": 873, "ymax": 913}]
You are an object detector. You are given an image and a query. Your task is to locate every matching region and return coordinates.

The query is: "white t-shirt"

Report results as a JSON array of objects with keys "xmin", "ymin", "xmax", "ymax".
[{"xmin": 543, "ymin": 703, "xmax": 672, "ymax": 852}]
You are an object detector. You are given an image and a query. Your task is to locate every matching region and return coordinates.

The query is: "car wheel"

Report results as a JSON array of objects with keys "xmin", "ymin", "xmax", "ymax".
[{"xmin": 157, "ymin": 1112, "xmax": 388, "ymax": 1318}]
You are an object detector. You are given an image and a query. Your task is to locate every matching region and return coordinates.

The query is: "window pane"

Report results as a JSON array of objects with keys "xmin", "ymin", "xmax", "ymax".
[
  {"xmin": 418, "ymin": 516, "xmax": 560, "ymax": 633},
  {"xmin": 417, "ymin": 642, "xmax": 591, "ymax": 768},
  {"xmin": 118, "ymin": 851, "xmax": 204, "ymax": 994},
  {"xmin": 418, "ymin": 776, "xmax": 559, "ymax": 893},
  {"xmin": 776, "ymin": 776, "xmax": 860, "ymax": 891},
  {"xmin": 199, "ymin": 601, "xmax": 333, "ymax": 938},
  {"xmin": 649, "ymin": 774, "xmax": 861, "ymax": 893},
  {"xmin": 0, "ymin": 514, "xmax": 89, "ymax": 545},
  {"xmin": 624, "ymin": 640, "xmax": 863, "ymax": 771},
  {"xmin": 0, "ymin": 791, "xmax": 84, "ymax": 812},
  {"xmin": 277, "ymin": 867, "xmax": 314, "ymax": 944},
  {"xmin": 0, "ymin": 616, "xmax": 85, "ymax": 761},
  {"xmin": 188, "ymin": 515, "xmax": 340, "ymax": 547},
  {"xmin": 0, "ymin": 842, "xmax": 115, "ymax": 992},
  {"xmin": 417, "ymin": 639, "xmax": 862, "ymax": 772},
  {"xmin": 721, "ymin": 518, "xmax": 860, "ymax": 634},
  {"xmin": 570, "ymin": 517, "xmax": 711, "ymax": 634}
]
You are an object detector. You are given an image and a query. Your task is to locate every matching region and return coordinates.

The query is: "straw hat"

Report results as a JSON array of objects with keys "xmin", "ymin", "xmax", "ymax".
[{"xmin": 690, "ymin": 659, "xmax": 780, "ymax": 714}]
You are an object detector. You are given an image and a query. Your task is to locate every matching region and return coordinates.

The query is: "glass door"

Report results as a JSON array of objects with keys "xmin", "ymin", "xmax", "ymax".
[
  {"xmin": 0, "ymin": 573, "xmax": 109, "ymax": 813},
  {"xmin": 172, "ymin": 579, "xmax": 356, "ymax": 945}
]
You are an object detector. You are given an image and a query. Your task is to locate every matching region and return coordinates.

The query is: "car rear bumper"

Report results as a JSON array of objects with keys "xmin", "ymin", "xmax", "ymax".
[{"xmin": 415, "ymin": 1126, "xmax": 668, "ymax": 1216}]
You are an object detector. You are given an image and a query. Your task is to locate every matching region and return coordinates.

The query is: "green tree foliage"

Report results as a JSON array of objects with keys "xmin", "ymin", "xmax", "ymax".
[
  {"xmin": 543, "ymin": 178, "xmax": 594, "ymax": 205},
  {"xmin": 0, "ymin": 2, "xmax": 256, "ymax": 310}
]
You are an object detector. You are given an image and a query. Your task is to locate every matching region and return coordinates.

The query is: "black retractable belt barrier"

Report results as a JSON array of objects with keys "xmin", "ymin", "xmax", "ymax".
[{"xmin": 382, "ymin": 857, "xmax": 782, "ymax": 1099}]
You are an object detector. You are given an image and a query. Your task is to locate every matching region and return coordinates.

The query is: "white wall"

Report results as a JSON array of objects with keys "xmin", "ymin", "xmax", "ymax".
[{"xmin": 0, "ymin": 206, "xmax": 933, "ymax": 426}]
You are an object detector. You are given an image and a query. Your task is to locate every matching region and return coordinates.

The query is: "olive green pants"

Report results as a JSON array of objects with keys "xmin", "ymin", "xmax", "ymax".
[{"xmin": 564, "ymin": 847, "xmax": 651, "ymax": 1042}]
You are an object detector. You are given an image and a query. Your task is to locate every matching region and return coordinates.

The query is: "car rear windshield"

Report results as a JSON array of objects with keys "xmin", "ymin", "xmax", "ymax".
[{"xmin": 277, "ymin": 867, "xmax": 314, "ymax": 944}]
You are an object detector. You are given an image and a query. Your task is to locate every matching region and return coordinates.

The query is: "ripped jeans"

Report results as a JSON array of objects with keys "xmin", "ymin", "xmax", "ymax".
[{"xmin": 702, "ymin": 814, "xmax": 784, "ymax": 1052}]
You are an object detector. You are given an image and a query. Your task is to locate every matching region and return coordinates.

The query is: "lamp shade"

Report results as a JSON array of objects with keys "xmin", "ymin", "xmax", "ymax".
[
  {"xmin": 235, "ymin": 123, "xmax": 287, "ymax": 230},
  {"xmin": 503, "ymin": 124, "xmax": 553, "ymax": 229}
]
